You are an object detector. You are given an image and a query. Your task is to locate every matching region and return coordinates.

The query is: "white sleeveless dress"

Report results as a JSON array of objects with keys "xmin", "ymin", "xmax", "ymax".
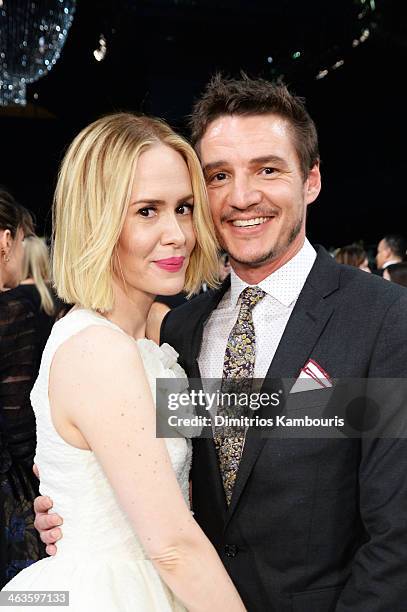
[{"xmin": 1, "ymin": 308, "xmax": 191, "ymax": 611}]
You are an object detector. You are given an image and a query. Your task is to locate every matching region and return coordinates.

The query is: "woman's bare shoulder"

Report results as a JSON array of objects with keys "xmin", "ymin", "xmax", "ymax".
[{"xmin": 51, "ymin": 324, "xmax": 144, "ymax": 382}]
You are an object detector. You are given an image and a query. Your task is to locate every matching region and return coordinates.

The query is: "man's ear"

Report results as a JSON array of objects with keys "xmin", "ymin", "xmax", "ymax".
[{"xmin": 304, "ymin": 163, "xmax": 321, "ymax": 206}]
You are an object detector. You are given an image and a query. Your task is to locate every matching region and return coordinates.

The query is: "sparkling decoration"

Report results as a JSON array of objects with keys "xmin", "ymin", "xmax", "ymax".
[
  {"xmin": 93, "ymin": 34, "xmax": 107, "ymax": 62},
  {"xmin": 266, "ymin": 0, "xmax": 379, "ymax": 85},
  {"xmin": 0, "ymin": 1, "xmax": 76, "ymax": 106}
]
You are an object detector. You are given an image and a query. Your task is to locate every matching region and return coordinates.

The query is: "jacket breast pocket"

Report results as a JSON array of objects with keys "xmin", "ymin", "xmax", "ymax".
[
  {"xmin": 292, "ymin": 585, "xmax": 343, "ymax": 612},
  {"xmin": 285, "ymin": 387, "xmax": 334, "ymax": 412}
]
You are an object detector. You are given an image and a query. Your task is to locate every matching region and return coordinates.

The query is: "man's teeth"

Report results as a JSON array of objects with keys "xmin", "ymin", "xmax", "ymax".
[{"xmin": 232, "ymin": 217, "xmax": 269, "ymax": 227}]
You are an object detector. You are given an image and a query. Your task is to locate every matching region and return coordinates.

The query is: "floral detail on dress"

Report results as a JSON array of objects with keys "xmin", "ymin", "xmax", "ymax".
[
  {"xmin": 137, "ymin": 340, "xmax": 201, "ymax": 439},
  {"xmin": 158, "ymin": 343, "xmax": 179, "ymax": 368}
]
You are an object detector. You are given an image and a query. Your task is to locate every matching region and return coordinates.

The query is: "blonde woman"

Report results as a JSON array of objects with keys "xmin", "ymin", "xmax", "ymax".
[
  {"xmin": 21, "ymin": 235, "xmax": 55, "ymax": 316},
  {"xmin": 1, "ymin": 114, "xmax": 245, "ymax": 612},
  {"xmin": 19, "ymin": 235, "xmax": 68, "ymax": 359}
]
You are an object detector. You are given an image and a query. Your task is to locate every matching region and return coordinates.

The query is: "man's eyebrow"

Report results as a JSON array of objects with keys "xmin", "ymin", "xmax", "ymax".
[
  {"xmin": 248, "ymin": 155, "xmax": 287, "ymax": 166},
  {"xmin": 202, "ymin": 155, "xmax": 287, "ymax": 175},
  {"xmin": 202, "ymin": 161, "xmax": 228, "ymax": 175}
]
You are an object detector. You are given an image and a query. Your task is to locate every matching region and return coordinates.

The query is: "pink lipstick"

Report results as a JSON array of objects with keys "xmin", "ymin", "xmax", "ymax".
[{"xmin": 154, "ymin": 256, "xmax": 185, "ymax": 272}]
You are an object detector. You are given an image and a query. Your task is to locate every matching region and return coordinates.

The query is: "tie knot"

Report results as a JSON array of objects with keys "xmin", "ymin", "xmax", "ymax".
[{"xmin": 238, "ymin": 286, "xmax": 266, "ymax": 310}]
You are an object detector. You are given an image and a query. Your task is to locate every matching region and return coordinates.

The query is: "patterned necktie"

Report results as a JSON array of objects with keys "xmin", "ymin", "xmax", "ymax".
[{"xmin": 214, "ymin": 285, "xmax": 266, "ymax": 504}]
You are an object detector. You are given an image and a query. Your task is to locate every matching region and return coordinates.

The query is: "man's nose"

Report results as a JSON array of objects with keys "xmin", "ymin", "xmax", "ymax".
[{"xmin": 228, "ymin": 175, "xmax": 262, "ymax": 209}]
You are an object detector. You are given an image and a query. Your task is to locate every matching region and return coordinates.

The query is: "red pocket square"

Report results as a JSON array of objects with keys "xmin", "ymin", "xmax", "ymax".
[{"xmin": 300, "ymin": 359, "xmax": 332, "ymax": 388}]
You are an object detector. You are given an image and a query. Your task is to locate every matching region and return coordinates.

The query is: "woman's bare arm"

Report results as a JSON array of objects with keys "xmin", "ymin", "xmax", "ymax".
[{"xmin": 48, "ymin": 326, "xmax": 245, "ymax": 612}]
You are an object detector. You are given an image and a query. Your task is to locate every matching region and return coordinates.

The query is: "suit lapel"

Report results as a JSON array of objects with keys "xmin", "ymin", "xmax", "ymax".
[
  {"xmin": 225, "ymin": 247, "xmax": 341, "ymax": 524},
  {"xmin": 187, "ymin": 279, "xmax": 231, "ymax": 509}
]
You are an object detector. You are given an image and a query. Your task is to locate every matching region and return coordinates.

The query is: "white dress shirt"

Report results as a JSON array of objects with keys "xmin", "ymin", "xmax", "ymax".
[
  {"xmin": 198, "ymin": 239, "xmax": 317, "ymax": 380},
  {"xmin": 382, "ymin": 259, "xmax": 401, "ymax": 269}
]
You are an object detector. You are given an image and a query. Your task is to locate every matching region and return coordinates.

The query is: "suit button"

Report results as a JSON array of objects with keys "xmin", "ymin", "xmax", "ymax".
[{"xmin": 225, "ymin": 544, "xmax": 238, "ymax": 557}]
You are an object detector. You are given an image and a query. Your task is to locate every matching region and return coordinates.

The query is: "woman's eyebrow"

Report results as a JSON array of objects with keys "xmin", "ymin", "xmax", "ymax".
[
  {"xmin": 130, "ymin": 194, "xmax": 194, "ymax": 206},
  {"xmin": 131, "ymin": 199, "xmax": 165, "ymax": 206}
]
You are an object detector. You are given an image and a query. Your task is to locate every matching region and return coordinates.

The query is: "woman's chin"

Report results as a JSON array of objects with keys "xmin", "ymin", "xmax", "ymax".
[{"xmin": 152, "ymin": 277, "xmax": 186, "ymax": 296}]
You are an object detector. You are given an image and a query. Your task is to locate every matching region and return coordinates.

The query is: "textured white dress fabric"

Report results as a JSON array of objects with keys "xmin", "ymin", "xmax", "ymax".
[{"xmin": 1, "ymin": 309, "xmax": 190, "ymax": 611}]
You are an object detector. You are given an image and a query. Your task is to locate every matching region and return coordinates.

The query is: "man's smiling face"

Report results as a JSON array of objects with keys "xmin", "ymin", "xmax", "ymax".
[{"xmin": 200, "ymin": 114, "xmax": 321, "ymax": 278}]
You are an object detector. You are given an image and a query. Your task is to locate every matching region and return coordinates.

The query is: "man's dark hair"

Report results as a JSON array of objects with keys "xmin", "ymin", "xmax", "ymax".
[
  {"xmin": 189, "ymin": 73, "xmax": 319, "ymax": 180},
  {"xmin": 383, "ymin": 234, "xmax": 407, "ymax": 260}
]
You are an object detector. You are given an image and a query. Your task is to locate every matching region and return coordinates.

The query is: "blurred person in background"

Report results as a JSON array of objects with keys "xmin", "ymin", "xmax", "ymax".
[
  {"xmin": 334, "ymin": 244, "xmax": 371, "ymax": 273},
  {"xmin": 383, "ymin": 262, "xmax": 407, "ymax": 288},
  {"xmin": 19, "ymin": 235, "xmax": 68, "ymax": 359},
  {"xmin": 376, "ymin": 234, "xmax": 406, "ymax": 274},
  {"xmin": 200, "ymin": 251, "xmax": 230, "ymax": 292},
  {"xmin": 0, "ymin": 188, "xmax": 45, "ymax": 587},
  {"xmin": 217, "ymin": 251, "xmax": 231, "ymax": 282}
]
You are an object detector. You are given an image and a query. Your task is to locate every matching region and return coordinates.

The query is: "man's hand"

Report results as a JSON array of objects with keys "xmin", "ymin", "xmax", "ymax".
[{"xmin": 33, "ymin": 495, "xmax": 63, "ymax": 556}]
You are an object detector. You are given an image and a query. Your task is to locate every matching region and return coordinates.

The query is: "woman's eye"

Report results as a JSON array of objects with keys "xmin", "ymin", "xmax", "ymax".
[
  {"xmin": 137, "ymin": 207, "xmax": 156, "ymax": 218},
  {"xmin": 176, "ymin": 203, "xmax": 193, "ymax": 215}
]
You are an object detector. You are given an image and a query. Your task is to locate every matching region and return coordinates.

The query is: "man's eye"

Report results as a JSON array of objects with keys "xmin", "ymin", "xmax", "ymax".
[
  {"xmin": 176, "ymin": 203, "xmax": 194, "ymax": 215},
  {"xmin": 209, "ymin": 172, "xmax": 227, "ymax": 182},
  {"xmin": 262, "ymin": 167, "xmax": 276, "ymax": 175},
  {"xmin": 137, "ymin": 207, "xmax": 156, "ymax": 217}
]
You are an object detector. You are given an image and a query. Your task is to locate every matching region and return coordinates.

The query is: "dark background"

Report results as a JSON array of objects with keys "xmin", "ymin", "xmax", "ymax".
[{"xmin": 1, "ymin": 0, "xmax": 406, "ymax": 251}]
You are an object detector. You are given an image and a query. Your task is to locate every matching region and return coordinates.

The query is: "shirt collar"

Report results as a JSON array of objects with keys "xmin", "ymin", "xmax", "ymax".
[
  {"xmin": 382, "ymin": 259, "xmax": 400, "ymax": 269},
  {"xmin": 229, "ymin": 238, "xmax": 317, "ymax": 308}
]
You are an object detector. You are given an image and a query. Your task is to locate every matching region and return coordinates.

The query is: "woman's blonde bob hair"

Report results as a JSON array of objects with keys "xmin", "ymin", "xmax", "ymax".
[{"xmin": 53, "ymin": 112, "xmax": 219, "ymax": 311}]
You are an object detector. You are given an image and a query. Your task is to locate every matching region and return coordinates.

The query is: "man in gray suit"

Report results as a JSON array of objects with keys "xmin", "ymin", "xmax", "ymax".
[{"xmin": 34, "ymin": 75, "xmax": 407, "ymax": 611}]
